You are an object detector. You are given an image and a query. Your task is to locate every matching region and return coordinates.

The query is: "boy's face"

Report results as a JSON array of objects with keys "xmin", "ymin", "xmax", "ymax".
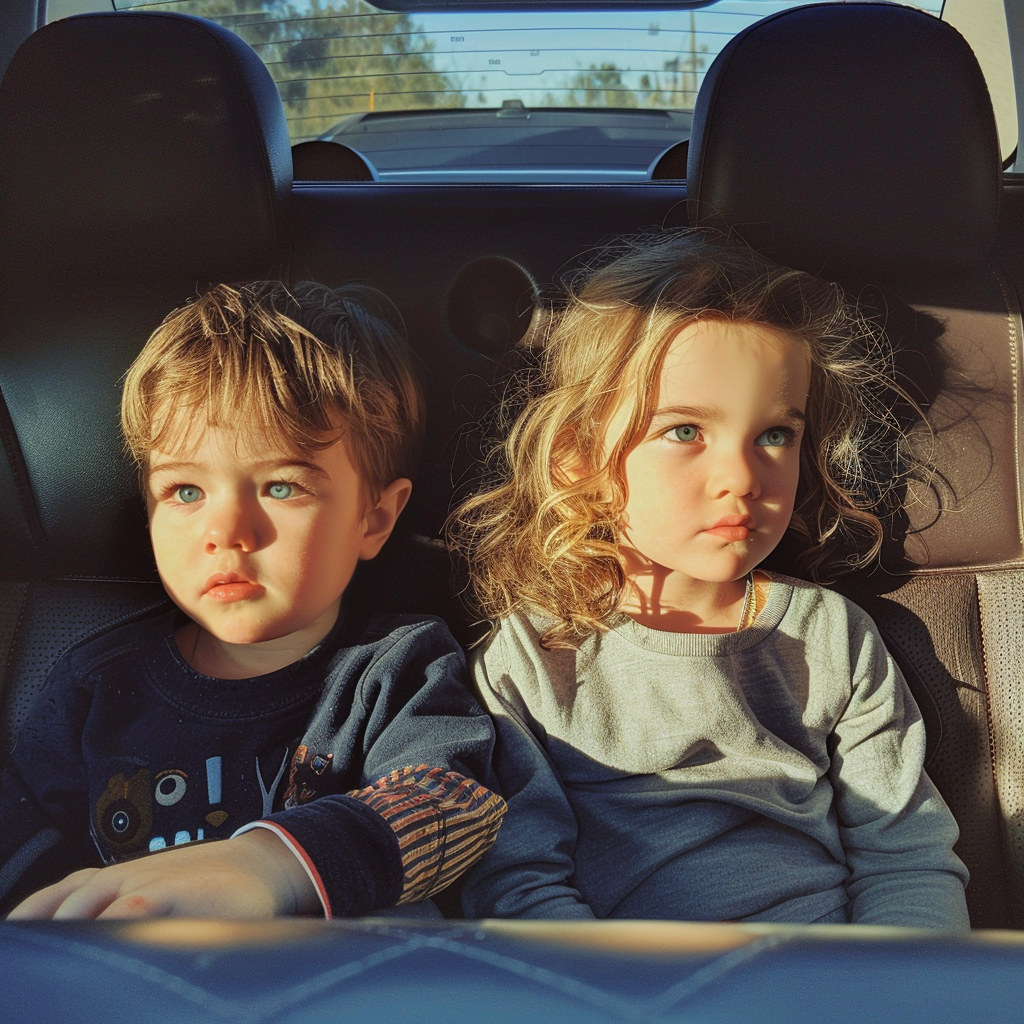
[
  {"xmin": 147, "ymin": 415, "xmax": 394, "ymax": 659},
  {"xmin": 608, "ymin": 319, "xmax": 810, "ymax": 603}
]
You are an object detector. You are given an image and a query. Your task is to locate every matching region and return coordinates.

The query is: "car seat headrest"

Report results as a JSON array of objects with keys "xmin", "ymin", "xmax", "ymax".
[
  {"xmin": 686, "ymin": 2, "xmax": 1001, "ymax": 282},
  {"xmin": 0, "ymin": 11, "xmax": 292, "ymax": 282}
]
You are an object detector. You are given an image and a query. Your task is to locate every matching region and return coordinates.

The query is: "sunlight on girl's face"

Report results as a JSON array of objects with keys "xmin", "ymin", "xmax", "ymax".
[{"xmin": 607, "ymin": 320, "xmax": 811, "ymax": 606}]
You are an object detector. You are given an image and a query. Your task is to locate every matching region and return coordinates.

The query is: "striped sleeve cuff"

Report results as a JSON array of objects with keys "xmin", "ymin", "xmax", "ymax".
[{"xmin": 347, "ymin": 765, "xmax": 506, "ymax": 906}]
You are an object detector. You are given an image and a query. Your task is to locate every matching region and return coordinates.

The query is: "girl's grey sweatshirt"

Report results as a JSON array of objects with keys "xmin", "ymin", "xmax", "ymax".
[{"xmin": 461, "ymin": 574, "xmax": 969, "ymax": 929}]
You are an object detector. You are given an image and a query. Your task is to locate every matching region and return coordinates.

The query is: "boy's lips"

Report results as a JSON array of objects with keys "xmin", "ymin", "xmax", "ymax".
[
  {"xmin": 703, "ymin": 515, "xmax": 753, "ymax": 542},
  {"xmin": 202, "ymin": 573, "xmax": 265, "ymax": 602}
]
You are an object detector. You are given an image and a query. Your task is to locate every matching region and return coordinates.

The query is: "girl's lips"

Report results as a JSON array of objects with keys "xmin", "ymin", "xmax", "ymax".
[
  {"xmin": 703, "ymin": 516, "xmax": 753, "ymax": 542},
  {"xmin": 704, "ymin": 525, "xmax": 751, "ymax": 542},
  {"xmin": 204, "ymin": 581, "xmax": 266, "ymax": 602}
]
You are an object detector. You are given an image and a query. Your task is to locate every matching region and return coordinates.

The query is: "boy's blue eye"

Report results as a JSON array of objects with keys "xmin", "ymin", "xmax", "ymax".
[
  {"xmin": 756, "ymin": 428, "xmax": 792, "ymax": 448},
  {"xmin": 175, "ymin": 485, "xmax": 202, "ymax": 504},
  {"xmin": 667, "ymin": 424, "xmax": 700, "ymax": 443},
  {"xmin": 268, "ymin": 482, "xmax": 294, "ymax": 500}
]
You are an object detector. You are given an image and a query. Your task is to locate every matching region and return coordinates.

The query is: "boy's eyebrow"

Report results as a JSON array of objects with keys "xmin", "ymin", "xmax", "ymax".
[
  {"xmin": 146, "ymin": 459, "xmax": 198, "ymax": 478},
  {"xmin": 147, "ymin": 457, "xmax": 331, "ymax": 477}
]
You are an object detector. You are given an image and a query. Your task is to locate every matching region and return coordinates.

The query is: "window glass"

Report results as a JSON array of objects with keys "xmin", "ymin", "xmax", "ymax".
[{"xmin": 52, "ymin": 1, "xmax": 1007, "ymax": 181}]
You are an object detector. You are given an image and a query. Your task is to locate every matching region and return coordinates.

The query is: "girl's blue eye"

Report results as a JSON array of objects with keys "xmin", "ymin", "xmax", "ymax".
[
  {"xmin": 175, "ymin": 485, "xmax": 202, "ymax": 504},
  {"xmin": 756, "ymin": 428, "xmax": 792, "ymax": 448},
  {"xmin": 667, "ymin": 424, "xmax": 700, "ymax": 443},
  {"xmin": 267, "ymin": 482, "xmax": 294, "ymax": 500}
]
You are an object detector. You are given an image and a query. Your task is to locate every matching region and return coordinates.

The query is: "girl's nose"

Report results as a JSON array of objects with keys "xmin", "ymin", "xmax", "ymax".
[
  {"xmin": 709, "ymin": 448, "xmax": 761, "ymax": 500},
  {"xmin": 203, "ymin": 497, "xmax": 260, "ymax": 554}
]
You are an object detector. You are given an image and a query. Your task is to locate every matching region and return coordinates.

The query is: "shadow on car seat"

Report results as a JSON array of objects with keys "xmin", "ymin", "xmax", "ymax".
[
  {"xmin": 686, "ymin": 1, "xmax": 1021, "ymax": 928},
  {"xmin": 0, "ymin": 10, "xmax": 293, "ymax": 763}
]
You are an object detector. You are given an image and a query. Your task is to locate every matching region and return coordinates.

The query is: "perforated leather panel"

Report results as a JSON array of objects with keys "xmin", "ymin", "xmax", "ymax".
[
  {"xmin": 839, "ymin": 573, "xmax": 1010, "ymax": 927},
  {"xmin": 0, "ymin": 582, "xmax": 29, "ymax": 728},
  {"xmin": 976, "ymin": 572, "xmax": 1024, "ymax": 925}
]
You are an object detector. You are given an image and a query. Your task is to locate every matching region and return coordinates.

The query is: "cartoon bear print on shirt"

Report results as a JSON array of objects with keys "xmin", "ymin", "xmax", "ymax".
[
  {"xmin": 92, "ymin": 746, "xmax": 291, "ymax": 863},
  {"xmin": 94, "ymin": 769, "xmax": 153, "ymax": 853}
]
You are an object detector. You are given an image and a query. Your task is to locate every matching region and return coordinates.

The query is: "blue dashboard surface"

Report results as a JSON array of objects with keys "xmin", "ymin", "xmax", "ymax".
[{"xmin": 1, "ymin": 917, "xmax": 1021, "ymax": 1023}]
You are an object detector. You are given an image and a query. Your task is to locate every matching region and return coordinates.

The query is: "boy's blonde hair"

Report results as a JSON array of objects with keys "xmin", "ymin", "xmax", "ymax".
[
  {"xmin": 122, "ymin": 281, "xmax": 424, "ymax": 500},
  {"xmin": 451, "ymin": 229, "xmax": 925, "ymax": 649}
]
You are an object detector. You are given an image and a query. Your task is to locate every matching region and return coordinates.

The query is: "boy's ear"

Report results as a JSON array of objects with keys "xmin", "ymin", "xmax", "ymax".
[{"xmin": 358, "ymin": 477, "xmax": 413, "ymax": 561}]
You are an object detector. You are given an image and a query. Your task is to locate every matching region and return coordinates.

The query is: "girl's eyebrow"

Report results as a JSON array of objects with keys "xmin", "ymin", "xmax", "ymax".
[
  {"xmin": 649, "ymin": 404, "xmax": 721, "ymax": 423},
  {"xmin": 648, "ymin": 405, "xmax": 807, "ymax": 424}
]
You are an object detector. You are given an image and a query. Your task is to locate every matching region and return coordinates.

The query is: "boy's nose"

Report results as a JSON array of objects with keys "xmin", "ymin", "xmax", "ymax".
[{"xmin": 203, "ymin": 498, "xmax": 260, "ymax": 553}]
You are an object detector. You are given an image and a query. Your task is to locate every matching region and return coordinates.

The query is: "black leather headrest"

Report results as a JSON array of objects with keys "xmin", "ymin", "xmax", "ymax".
[
  {"xmin": 0, "ymin": 11, "xmax": 292, "ymax": 281},
  {"xmin": 687, "ymin": 3, "xmax": 1001, "ymax": 281}
]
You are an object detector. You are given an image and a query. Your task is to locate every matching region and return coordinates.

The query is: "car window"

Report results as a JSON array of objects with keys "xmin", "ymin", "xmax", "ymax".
[{"xmin": 47, "ymin": 1, "xmax": 1010, "ymax": 181}]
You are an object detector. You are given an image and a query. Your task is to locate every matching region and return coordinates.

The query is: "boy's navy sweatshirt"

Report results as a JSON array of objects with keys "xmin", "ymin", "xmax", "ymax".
[{"xmin": 0, "ymin": 607, "xmax": 502, "ymax": 916}]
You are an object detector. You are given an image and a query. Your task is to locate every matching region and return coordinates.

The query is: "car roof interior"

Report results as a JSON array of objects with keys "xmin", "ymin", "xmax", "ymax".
[{"xmin": 0, "ymin": 0, "xmax": 1023, "ymax": 952}]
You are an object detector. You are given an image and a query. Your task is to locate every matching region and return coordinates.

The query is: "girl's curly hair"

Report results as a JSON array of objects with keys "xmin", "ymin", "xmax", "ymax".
[{"xmin": 450, "ymin": 229, "xmax": 927, "ymax": 649}]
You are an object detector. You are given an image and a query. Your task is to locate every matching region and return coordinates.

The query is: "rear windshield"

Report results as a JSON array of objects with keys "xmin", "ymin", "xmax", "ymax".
[{"xmin": 50, "ymin": 1, "xmax": 1008, "ymax": 182}]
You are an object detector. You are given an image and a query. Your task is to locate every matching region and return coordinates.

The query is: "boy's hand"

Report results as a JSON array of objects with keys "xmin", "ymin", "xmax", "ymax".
[{"xmin": 6, "ymin": 830, "xmax": 321, "ymax": 920}]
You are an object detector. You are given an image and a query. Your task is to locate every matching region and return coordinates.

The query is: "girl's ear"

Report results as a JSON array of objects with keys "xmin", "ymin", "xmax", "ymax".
[{"xmin": 358, "ymin": 477, "xmax": 413, "ymax": 561}]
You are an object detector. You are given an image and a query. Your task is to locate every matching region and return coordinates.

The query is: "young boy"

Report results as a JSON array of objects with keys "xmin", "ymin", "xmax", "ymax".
[{"xmin": 0, "ymin": 281, "xmax": 504, "ymax": 920}]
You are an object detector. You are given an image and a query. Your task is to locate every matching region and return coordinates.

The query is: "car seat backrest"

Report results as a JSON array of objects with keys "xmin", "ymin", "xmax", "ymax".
[
  {"xmin": 0, "ymin": 11, "xmax": 291, "ymax": 283},
  {"xmin": 0, "ymin": 11, "xmax": 292, "ymax": 764},
  {"xmin": 687, "ymin": 0, "xmax": 1022, "ymax": 928},
  {"xmin": 687, "ymin": 3, "xmax": 1000, "ymax": 282}
]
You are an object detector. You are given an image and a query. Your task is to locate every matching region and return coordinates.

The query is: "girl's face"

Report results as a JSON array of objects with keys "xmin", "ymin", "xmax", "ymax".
[{"xmin": 608, "ymin": 319, "xmax": 811, "ymax": 608}]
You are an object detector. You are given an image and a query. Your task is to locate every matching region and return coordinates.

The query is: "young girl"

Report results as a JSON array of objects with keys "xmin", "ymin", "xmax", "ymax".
[{"xmin": 452, "ymin": 229, "xmax": 969, "ymax": 929}]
